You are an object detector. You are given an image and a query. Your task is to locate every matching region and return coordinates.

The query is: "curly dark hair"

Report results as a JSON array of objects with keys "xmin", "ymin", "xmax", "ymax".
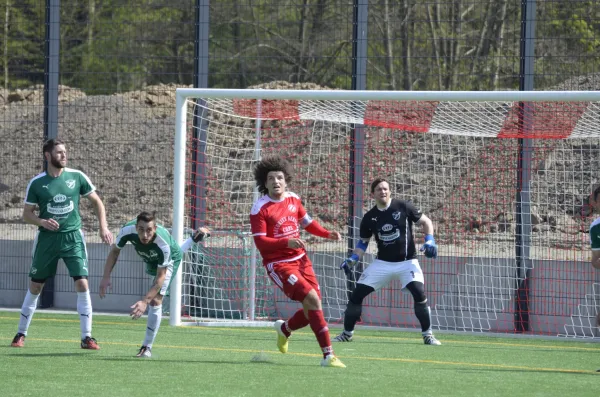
[{"xmin": 253, "ymin": 156, "xmax": 293, "ymax": 195}]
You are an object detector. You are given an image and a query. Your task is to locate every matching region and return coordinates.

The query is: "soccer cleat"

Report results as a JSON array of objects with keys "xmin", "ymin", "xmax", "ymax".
[
  {"xmin": 333, "ymin": 331, "xmax": 353, "ymax": 342},
  {"xmin": 81, "ymin": 336, "xmax": 100, "ymax": 350},
  {"xmin": 273, "ymin": 319, "xmax": 289, "ymax": 353},
  {"xmin": 423, "ymin": 335, "xmax": 442, "ymax": 345},
  {"xmin": 320, "ymin": 355, "xmax": 346, "ymax": 368},
  {"xmin": 11, "ymin": 333, "xmax": 25, "ymax": 347},
  {"xmin": 136, "ymin": 346, "xmax": 152, "ymax": 358}
]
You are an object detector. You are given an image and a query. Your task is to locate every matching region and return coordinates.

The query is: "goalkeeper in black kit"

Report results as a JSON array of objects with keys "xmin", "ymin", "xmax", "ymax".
[{"xmin": 334, "ymin": 178, "xmax": 442, "ymax": 345}]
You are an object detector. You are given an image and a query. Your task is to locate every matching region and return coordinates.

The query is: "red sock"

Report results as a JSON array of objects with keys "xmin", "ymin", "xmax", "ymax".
[
  {"xmin": 283, "ymin": 309, "xmax": 309, "ymax": 337},
  {"xmin": 308, "ymin": 310, "xmax": 333, "ymax": 358}
]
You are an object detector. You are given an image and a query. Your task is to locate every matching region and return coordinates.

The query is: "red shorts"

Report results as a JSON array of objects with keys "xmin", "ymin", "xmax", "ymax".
[{"xmin": 265, "ymin": 255, "xmax": 321, "ymax": 302}]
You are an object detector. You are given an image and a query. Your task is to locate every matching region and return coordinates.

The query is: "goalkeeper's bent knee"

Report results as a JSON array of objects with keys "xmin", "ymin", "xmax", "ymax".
[{"xmin": 414, "ymin": 300, "xmax": 429, "ymax": 312}]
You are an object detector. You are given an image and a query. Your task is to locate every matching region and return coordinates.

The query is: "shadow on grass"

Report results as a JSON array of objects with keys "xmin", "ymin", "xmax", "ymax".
[
  {"xmin": 97, "ymin": 357, "xmax": 300, "ymax": 366},
  {"xmin": 424, "ymin": 343, "xmax": 600, "ymax": 355},
  {"xmin": 346, "ymin": 339, "xmax": 600, "ymax": 354},
  {"xmin": 4, "ymin": 351, "xmax": 92, "ymax": 358},
  {"xmin": 437, "ymin": 367, "xmax": 599, "ymax": 376}
]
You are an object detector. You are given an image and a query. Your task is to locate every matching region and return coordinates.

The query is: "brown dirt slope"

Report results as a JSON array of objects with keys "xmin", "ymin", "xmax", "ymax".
[{"xmin": 1, "ymin": 78, "xmax": 599, "ymax": 252}]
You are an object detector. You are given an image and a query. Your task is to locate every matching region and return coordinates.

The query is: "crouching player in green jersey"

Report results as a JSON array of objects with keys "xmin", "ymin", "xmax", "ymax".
[{"xmin": 99, "ymin": 211, "xmax": 209, "ymax": 357}]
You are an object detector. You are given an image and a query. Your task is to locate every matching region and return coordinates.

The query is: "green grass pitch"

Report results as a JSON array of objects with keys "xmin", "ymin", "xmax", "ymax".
[{"xmin": 0, "ymin": 311, "xmax": 598, "ymax": 397}]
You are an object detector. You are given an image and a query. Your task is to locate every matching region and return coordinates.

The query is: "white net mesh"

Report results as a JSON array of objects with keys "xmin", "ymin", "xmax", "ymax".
[{"xmin": 177, "ymin": 93, "xmax": 600, "ymax": 338}]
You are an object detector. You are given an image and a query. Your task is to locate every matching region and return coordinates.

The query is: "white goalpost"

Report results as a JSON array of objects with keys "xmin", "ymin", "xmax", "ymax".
[{"xmin": 170, "ymin": 88, "xmax": 600, "ymax": 340}]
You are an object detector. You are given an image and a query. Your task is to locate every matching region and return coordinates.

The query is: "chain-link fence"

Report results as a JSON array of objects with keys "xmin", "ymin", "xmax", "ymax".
[
  {"xmin": 1, "ymin": 1, "xmax": 599, "ymax": 333},
  {"xmin": 1, "ymin": 0, "xmax": 45, "ymax": 301}
]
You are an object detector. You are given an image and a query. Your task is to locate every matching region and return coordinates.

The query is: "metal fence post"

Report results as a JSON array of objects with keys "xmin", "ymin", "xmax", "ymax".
[
  {"xmin": 514, "ymin": 0, "xmax": 536, "ymax": 333},
  {"xmin": 346, "ymin": 0, "xmax": 368, "ymax": 298},
  {"xmin": 40, "ymin": 0, "xmax": 60, "ymax": 309}
]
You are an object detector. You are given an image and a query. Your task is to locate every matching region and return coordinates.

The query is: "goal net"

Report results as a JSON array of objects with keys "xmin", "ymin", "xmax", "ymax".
[{"xmin": 171, "ymin": 89, "xmax": 600, "ymax": 339}]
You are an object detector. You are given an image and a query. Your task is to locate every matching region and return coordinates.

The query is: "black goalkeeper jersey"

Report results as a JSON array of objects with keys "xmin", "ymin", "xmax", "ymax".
[{"xmin": 360, "ymin": 198, "xmax": 423, "ymax": 262}]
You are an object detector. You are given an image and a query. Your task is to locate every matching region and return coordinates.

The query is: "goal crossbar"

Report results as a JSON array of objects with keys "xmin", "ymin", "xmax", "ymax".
[{"xmin": 175, "ymin": 88, "xmax": 600, "ymax": 102}]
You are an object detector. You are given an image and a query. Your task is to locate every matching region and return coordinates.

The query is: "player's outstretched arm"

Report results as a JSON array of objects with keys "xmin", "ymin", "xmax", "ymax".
[
  {"xmin": 130, "ymin": 267, "xmax": 167, "ymax": 319},
  {"xmin": 340, "ymin": 238, "xmax": 368, "ymax": 272},
  {"xmin": 99, "ymin": 245, "xmax": 121, "ymax": 298},
  {"xmin": 86, "ymin": 192, "xmax": 113, "ymax": 245},
  {"xmin": 180, "ymin": 227, "xmax": 211, "ymax": 253},
  {"xmin": 417, "ymin": 214, "xmax": 437, "ymax": 258},
  {"xmin": 301, "ymin": 214, "xmax": 339, "ymax": 240}
]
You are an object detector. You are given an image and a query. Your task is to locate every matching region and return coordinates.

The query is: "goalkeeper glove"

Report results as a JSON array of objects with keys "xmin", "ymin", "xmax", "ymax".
[
  {"xmin": 420, "ymin": 234, "xmax": 437, "ymax": 258},
  {"xmin": 340, "ymin": 253, "xmax": 360, "ymax": 272},
  {"xmin": 192, "ymin": 228, "xmax": 210, "ymax": 243}
]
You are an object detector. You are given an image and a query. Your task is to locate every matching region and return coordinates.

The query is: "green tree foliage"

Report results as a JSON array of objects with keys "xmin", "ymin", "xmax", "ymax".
[
  {"xmin": 1, "ymin": 0, "xmax": 44, "ymax": 89},
  {"xmin": 3, "ymin": 0, "xmax": 600, "ymax": 93},
  {"xmin": 59, "ymin": 0, "xmax": 195, "ymax": 93},
  {"xmin": 536, "ymin": 0, "xmax": 600, "ymax": 89}
]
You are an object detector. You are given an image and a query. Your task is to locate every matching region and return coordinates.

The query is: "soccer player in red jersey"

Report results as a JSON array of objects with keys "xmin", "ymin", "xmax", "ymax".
[{"xmin": 250, "ymin": 156, "xmax": 346, "ymax": 368}]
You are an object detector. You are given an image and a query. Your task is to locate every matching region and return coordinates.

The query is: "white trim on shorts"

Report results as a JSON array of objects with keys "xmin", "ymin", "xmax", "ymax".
[
  {"xmin": 78, "ymin": 229, "xmax": 88, "ymax": 271},
  {"xmin": 31, "ymin": 231, "xmax": 40, "ymax": 258},
  {"xmin": 357, "ymin": 258, "xmax": 425, "ymax": 291},
  {"xmin": 159, "ymin": 262, "xmax": 174, "ymax": 296},
  {"xmin": 265, "ymin": 253, "xmax": 306, "ymax": 290}
]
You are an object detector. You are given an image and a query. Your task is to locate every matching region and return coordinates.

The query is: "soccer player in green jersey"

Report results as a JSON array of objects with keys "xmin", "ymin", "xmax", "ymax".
[
  {"xmin": 11, "ymin": 139, "xmax": 113, "ymax": 350},
  {"xmin": 99, "ymin": 211, "xmax": 209, "ymax": 357}
]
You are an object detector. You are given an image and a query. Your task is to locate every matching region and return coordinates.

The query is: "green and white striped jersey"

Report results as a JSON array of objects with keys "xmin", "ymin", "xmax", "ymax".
[
  {"xmin": 24, "ymin": 168, "xmax": 95, "ymax": 233},
  {"xmin": 115, "ymin": 219, "xmax": 182, "ymax": 276}
]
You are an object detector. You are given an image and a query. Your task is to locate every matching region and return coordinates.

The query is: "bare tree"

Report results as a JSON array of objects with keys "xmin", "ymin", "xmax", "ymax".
[
  {"xmin": 399, "ymin": 0, "xmax": 413, "ymax": 90},
  {"xmin": 469, "ymin": 0, "xmax": 508, "ymax": 90},
  {"xmin": 492, "ymin": 0, "xmax": 508, "ymax": 89},
  {"xmin": 426, "ymin": 4, "xmax": 443, "ymax": 90},
  {"xmin": 294, "ymin": 0, "xmax": 309, "ymax": 83},
  {"xmin": 86, "ymin": 0, "xmax": 95, "ymax": 73},
  {"xmin": 232, "ymin": 0, "xmax": 247, "ymax": 88},
  {"xmin": 426, "ymin": 0, "xmax": 464, "ymax": 90},
  {"xmin": 3, "ymin": 0, "xmax": 9, "ymax": 90},
  {"xmin": 382, "ymin": 0, "xmax": 396, "ymax": 90}
]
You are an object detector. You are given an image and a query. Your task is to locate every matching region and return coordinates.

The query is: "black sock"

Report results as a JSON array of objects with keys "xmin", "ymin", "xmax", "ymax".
[
  {"xmin": 414, "ymin": 300, "xmax": 432, "ymax": 333},
  {"xmin": 343, "ymin": 302, "xmax": 362, "ymax": 332}
]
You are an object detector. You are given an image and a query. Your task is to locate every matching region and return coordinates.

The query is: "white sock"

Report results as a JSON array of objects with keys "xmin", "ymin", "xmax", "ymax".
[
  {"xmin": 18, "ymin": 291, "xmax": 40, "ymax": 336},
  {"xmin": 77, "ymin": 291, "xmax": 93, "ymax": 339},
  {"xmin": 143, "ymin": 305, "xmax": 162, "ymax": 349},
  {"xmin": 180, "ymin": 237, "xmax": 194, "ymax": 253},
  {"xmin": 343, "ymin": 330, "xmax": 354, "ymax": 335}
]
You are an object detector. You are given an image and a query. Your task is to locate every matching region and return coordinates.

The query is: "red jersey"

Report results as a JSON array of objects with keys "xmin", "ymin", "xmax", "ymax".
[{"xmin": 250, "ymin": 192, "xmax": 310, "ymax": 265}]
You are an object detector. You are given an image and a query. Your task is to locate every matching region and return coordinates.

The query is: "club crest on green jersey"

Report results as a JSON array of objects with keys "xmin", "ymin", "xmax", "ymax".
[{"xmin": 53, "ymin": 194, "xmax": 67, "ymax": 203}]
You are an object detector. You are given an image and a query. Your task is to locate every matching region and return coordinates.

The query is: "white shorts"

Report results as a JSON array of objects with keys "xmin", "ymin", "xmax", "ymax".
[
  {"xmin": 158, "ymin": 264, "xmax": 174, "ymax": 296},
  {"xmin": 357, "ymin": 258, "xmax": 425, "ymax": 291}
]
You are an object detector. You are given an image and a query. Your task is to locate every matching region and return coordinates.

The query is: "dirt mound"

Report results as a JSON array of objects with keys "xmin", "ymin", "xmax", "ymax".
[{"xmin": 1, "ymin": 80, "xmax": 598, "ymax": 253}]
